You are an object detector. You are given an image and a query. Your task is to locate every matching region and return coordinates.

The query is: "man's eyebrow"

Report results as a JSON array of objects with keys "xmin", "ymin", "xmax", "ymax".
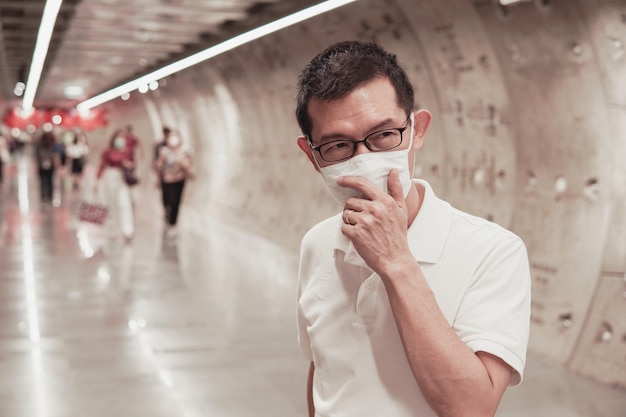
[{"xmin": 315, "ymin": 118, "xmax": 396, "ymax": 144}]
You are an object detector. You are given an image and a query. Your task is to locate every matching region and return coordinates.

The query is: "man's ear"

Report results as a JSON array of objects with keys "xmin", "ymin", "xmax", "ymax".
[
  {"xmin": 297, "ymin": 136, "xmax": 321, "ymax": 173},
  {"xmin": 411, "ymin": 109, "xmax": 432, "ymax": 151}
]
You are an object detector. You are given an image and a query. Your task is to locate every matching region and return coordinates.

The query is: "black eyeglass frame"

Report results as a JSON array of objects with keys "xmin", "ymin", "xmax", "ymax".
[{"xmin": 307, "ymin": 117, "xmax": 411, "ymax": 163}]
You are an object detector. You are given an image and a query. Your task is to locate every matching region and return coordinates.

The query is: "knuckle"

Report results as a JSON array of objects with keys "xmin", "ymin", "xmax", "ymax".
[
  {"xmin": 368, "ymin": 206, "xmax": 380, "ymax": 217},
  {"xmin": 369, "ymin": 202, "xmax": 385, "ymax": 216},
  {"xmin": 360, "ymin": 215, "xmax": 375, "ymax": 227}
]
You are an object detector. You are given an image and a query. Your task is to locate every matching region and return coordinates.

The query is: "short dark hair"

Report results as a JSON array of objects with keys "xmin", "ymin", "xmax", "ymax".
[{"xmin": 295, "ymin": 40, "xmax": 414, "ymax": 138}]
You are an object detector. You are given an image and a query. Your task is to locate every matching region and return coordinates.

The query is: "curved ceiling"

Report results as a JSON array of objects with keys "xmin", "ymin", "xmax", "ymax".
[{"xmin": 0, "ymin": 0, "xmax": 319, "ymax": 108}]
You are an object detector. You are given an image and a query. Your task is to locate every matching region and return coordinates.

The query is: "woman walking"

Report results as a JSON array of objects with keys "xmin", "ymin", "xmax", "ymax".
[
  {"xmin": 155, "ymin": 129, "xmax": 193, "ymax": 239},
  {"xmin": 64, "ymin": 130, "xmax": 89, "ymax": 191},
  {"xmin": 95, "ymin": 130, "xmax": 135, "ymax": 242}
]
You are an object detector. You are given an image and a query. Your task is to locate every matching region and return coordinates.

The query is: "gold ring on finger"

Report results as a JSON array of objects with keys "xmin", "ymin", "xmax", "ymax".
[{"xmin": 345, "ymin": 209, "xmax": 355, "ymax": 225}]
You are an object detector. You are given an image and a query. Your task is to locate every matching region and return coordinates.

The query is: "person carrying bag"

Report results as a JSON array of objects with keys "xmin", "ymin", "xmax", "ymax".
[{"xmin": 93, "ymin": 129, "xmax": 136, "ymax": 243}]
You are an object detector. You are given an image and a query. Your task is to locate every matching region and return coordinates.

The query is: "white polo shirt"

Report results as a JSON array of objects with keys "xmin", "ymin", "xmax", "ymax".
[{"xmin": 297, "ymin": 179, "xmax": 531, "ymax": 417}]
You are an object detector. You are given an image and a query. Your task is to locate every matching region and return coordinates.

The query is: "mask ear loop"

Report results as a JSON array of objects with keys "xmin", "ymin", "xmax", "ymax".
[
  {"xmin": 307, "ymin": 136, "xmax": 325, "ymax": 174},
  {"xmin": 402, "ymin": 112, "xmax": 416, "ymax": 184},
  {"xmin": 407, "ymin": 112, "xmax": 415, "ymax": 150}
]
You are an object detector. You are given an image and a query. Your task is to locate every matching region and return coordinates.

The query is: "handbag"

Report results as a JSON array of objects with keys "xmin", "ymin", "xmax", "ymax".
[
  {"xmin": 78, "ymin": 201, "xmax": 108, "ymax": 225},
  {"xmin": 122, "ymin": 167, "xmax": 139, "ymax": 186}
]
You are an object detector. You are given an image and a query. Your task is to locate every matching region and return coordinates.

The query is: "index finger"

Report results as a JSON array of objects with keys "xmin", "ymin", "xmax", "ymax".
[{"xmin": 337, "ymin": 175, "xmax": 388, "ymax": 201}]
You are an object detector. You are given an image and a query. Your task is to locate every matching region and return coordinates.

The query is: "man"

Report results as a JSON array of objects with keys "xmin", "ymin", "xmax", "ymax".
[{"xmin": 295, "ymin": 40, "xmax": 531, "ymax": 417}]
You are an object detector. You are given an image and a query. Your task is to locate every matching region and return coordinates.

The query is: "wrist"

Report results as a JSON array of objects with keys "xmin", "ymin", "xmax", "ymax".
[{"xmin": 379, "ymin": 255, "xmax": 421, "ymax": 283}]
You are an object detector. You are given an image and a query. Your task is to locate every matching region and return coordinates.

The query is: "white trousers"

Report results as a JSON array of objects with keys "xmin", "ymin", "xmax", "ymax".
[{"xmin": 98, "ymin": 168, "xmax": 134, "ymax": 237}]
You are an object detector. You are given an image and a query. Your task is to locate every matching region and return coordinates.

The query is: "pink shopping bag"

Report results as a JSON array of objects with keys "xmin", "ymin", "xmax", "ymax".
[{"xmin": 78, "ymin": 201, "xmax": 109, "ymax": 225}]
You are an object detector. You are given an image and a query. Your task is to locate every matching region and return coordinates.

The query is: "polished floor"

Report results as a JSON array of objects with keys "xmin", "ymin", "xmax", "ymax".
[{"xmin": 1, "ymin": 149, "xmax": 625, "ymax": 417}]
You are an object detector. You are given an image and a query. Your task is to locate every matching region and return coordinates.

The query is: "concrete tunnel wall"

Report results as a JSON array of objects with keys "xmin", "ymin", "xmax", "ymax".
[{"xmin": 85, "ymin": 0, "xmax": 626, "ymax": 389}]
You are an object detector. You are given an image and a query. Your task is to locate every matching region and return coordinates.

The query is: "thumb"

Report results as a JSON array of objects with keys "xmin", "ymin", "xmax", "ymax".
[{"xmin": 388, "ymin": 169, "xmax": 405, "ymax": 204}]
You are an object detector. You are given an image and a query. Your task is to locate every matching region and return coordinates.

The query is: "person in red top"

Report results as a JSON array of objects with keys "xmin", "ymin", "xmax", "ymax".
[
  {"xmin": 95, "ymin": 129, "xmax": 135, "ymax": 242},
  {"xmin": 124, "ymin": 124, "xmax": 143, "ymax": 163}
]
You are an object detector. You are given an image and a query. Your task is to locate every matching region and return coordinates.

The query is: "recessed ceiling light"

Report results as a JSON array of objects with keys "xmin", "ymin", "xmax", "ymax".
[
  {"xmin": 13, "ymin": 82, "xmax": 25, "ymax": 96},
  {"xmin": 499, "ymin": 0, "xmax": 531, "ymax": 4},
  {"xmin": 64, "ymin": 85, "xmax": 84, "ymax": 99}
]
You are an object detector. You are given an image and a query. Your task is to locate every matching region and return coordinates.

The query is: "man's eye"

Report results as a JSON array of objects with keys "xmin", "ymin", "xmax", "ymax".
[
  {"xmin": 371, "ymin": 130, "xmax": 395, "ymax": 140},
  {"xmin": 325, "ymin": 141, "xmax": 351, "ymax": 151}
]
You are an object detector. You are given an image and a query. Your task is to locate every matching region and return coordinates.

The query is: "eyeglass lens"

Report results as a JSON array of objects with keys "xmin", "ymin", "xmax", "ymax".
[{"xmin": 319, "ymin": 128, "xmax": 404, "ymax": 162}]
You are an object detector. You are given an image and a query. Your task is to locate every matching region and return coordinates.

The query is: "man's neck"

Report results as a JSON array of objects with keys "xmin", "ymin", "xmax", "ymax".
[{"xmin": 406, "ymin": 181, "xmax": 424, "ymax": 228}]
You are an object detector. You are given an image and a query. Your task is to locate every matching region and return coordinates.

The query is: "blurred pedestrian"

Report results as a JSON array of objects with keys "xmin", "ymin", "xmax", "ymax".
[
  {"xmin": 55, "ymin": 130, "xmax": 69, "ymax": 173},
  {"xmin": 124, "ymin": 124, "xmax": 143, "ymax": 163},
  {"xmin": 0, "ymin": 134, "xmax": 10, "ymax": 185},
  {"xmin": 154, "ymin": 129, "xmax": 194, "ymax": 239},
  {"xmin": 64, "ymin": 130, "xmax": 89, "ymax": 191},
  {"xmin": 95, "ymin": 129, "xmax": 135, "ymax": 243},
  {"xmin": 153, "ymin": 126, "xmax": 171, "ymax": 219},
  {"xmin": 153, "ymin": 126, "xmax": 171, "ymax": 172},
  {"xmin": 35, "ymin": 131, "xmax": 60, "ymax": 206}
]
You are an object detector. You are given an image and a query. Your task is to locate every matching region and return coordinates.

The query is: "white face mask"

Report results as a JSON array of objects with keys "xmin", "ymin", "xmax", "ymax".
[
  {"xmin": 113, "ymin": 137, "xmax": 126, "ymax": 149},
  {"xmin": 318, "ymin": 113, "xmax": 415, "ymax": 206},
  {"xmin": 167, "ymin": 136, "xmax": 181, "ymax": 147}
]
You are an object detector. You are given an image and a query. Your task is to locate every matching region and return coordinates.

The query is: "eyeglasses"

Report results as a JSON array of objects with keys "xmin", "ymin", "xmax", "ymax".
[{"xmin": 308, "ymin": 117, "xmax": 410, "ymax": 162}]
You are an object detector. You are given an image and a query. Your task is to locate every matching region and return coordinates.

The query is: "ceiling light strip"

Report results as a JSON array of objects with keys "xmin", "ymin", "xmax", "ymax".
[
  {"xmin": 76, "ymin": 0, "xmax": 357, "ymax": 112},
  {"xmin": 22, "ymin": 0, "xmax": 64, "ymax": 113},
  {"xmin": 498, "ymin": 0, "xmax": 531, "ymax": 4}
]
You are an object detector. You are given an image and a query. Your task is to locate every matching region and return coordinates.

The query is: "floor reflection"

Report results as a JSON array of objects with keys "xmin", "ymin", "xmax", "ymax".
[
  {"xmin": 0, "ymin": 148, "xmax": 624, "ymax": 417},
  {"xmin": 0, "ymin": 150, "xmax": 306, "ymax": 417}
]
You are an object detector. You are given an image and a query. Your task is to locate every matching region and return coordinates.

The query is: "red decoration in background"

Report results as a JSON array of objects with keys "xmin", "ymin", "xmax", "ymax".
[
  {"xmin": 76, "ymin": 108, "xmax": 108, "ymax": 130},
  {"xmin": 2, "ymin": 107, "xmax": 34, "ymax": 129},
  {"xmin": 2, "ymin": 106, "xmax": 108, "ymax": 131}
]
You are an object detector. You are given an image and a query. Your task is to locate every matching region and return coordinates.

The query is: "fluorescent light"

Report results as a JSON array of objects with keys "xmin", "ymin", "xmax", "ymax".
[
  {"xmin": 22, "ymin": 0, "xmax": 63, "ymax": 113},
  {"xmin": 76, "ymin": 0, "xmax": 358, "ymax": 112},
  {"xmin": 64, "ymin": 85, "xmax": 84, "ymax": 98},
  {"xmin": 499, "ymin": 0, "xmax": 531, "ymax": 4}
]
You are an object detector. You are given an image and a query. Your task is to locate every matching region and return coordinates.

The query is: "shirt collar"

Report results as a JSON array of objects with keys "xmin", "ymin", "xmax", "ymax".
[{"xmin": 407, "ymin": 179, "xmax": 451, "ymax": 264}]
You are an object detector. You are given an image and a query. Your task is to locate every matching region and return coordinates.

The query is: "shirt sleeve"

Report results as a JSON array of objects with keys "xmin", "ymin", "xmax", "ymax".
[
  {"xmin": 453, "ymin": 236, "xmax": 532, "ymax": 386},
  {"xmin": 296, "ymin": 232, "xmax": 315, "ymax": 361},
  {"xmin": 297, "ymin": 293, "xmax": 313, "ymax": 361}
]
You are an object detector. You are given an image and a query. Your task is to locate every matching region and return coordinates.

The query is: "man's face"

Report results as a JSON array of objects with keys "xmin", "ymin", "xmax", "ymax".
[{"xmin": 297, "ymin": 77, "xmax": 422, "ymax": 171}]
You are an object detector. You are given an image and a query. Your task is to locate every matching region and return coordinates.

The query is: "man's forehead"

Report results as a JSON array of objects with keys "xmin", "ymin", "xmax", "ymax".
[{"xmin": 309, "ymin": 112, "xmax": 404, "ymax": 142}]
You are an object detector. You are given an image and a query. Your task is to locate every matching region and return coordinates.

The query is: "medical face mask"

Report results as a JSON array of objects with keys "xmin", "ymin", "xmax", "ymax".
[
  {"xmin": 113, "ymin": 137, "xmax": 126, "ymax": 149},
  {"xmin": 317, "ymin": 113, "xmax": 415, "ymax": 206},
  {"xmin": 167, "ymin": 136, "xmax": 181, "ymax": 147}
]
